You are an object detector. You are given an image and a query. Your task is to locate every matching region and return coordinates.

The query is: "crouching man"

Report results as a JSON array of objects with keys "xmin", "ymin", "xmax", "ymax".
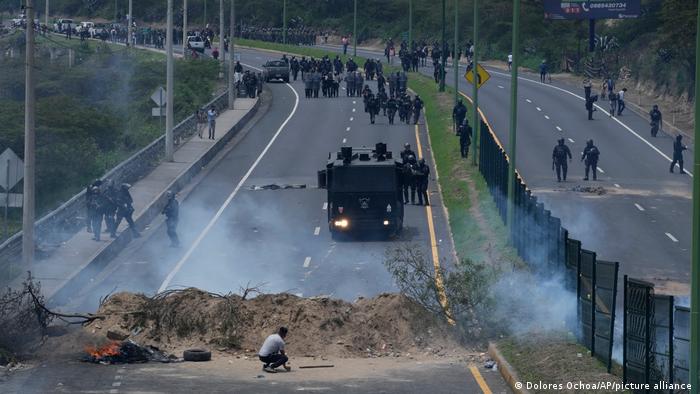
[{"xmin": 259, "ymin": 326, "xmax": 291, "ymax": 373}]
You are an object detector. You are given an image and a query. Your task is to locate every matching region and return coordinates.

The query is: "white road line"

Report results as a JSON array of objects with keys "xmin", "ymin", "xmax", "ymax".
[
  {"xmin": 597, "ymin": 167, "xmax": 605, "ymax": 173},
  {"xmin": 350, "ymin": 117, "xmax": 354, "ymax": 121},
  {"xmin": 346, "ymin": 126, "xmax": 351, "ymax": 131},
  {"xmin": 544, "ymin": 115, "xmax": 550, "ymax": 120},
  {"xmin": 487, "ymin": 68, "xmax": 694, "ymax": 177},
  {"xmin": 158, "ymin": 83, "xmax": 301, "ymax": 292},
  {"xmin": 634, "ymin": 203, "xmax": 645, "ymax": 212},
  {"xmin": 114, "ymin": 376, "xmax": 122, "ymax": 380},
  {"xmin": 352, "ymin": 108, "xmax": 356, "ymax": 112},
  {"xmin": 666, "ymin": 233, "xmax": 679, "ymax": 243},
  {"xmin": 353, "ymin": 100, "xmax": 356, "ymax": 104},
  {"xmin": 303, "ymin": 257, "xmax": 311, "ymax": 268},
  {"xmin": 536, "ymin": 107, "xmax": 542, "ymax": 111},
  {"xmin": 568, "ymin": 138, "xmax": 575, "ymax": 143},
  {"xmin": 342, "ymin": 138, "xmax": 347, "ymax": 143},
  {"xmin": 322, "ymin": 202, "xmax": 328, "ymax": 210},
  {"xmin": 614, "ymin": 183, "xmax": 621, "ymax": 188},
  {"xmin": 110, "ymin": 390, "xmax": 118, "ymax": 394},
  {"xmin": 314, "ymin": 227, "xmax": 321, "ymax": 235},
  {"xmin": 526, "ymin": 99, "xmax": 532, "ymax": 103},
  {"xmin": 112, "ymin": 382, "xmax": 122, "ymax": 387},
  {"xmin": 498, "ymin": 85, "xmax": 504, "ymax": 89},
  {"xmin": 556, "ymin": 126, "xmax": 563, "ymax": 131}
]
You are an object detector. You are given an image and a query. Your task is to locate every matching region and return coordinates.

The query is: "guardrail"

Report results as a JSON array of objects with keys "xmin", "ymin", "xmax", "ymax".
[{"xmin": 0, "ymin": 90, "xmax": 230, "ymax": 281}]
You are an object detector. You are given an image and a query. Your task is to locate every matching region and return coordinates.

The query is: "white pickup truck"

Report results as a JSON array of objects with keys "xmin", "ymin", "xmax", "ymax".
[
  {"xmin": 53, "ymin": 18, "xmax": 76, "ymax": 33},
  {"xmin": 187, "ymin": 35, "xmax": 206, "ymax": 53}
]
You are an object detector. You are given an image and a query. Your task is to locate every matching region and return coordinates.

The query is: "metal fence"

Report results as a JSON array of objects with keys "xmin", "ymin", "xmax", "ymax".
[{"xmin": 476, "ymin": 120, "xmax": 690, "ymax": 389}]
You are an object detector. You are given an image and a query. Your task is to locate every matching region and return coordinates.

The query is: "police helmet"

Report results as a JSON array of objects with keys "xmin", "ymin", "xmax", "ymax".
[{"xmin": 404, "ymin": 143, "xmax": 411, "ymax": 149}]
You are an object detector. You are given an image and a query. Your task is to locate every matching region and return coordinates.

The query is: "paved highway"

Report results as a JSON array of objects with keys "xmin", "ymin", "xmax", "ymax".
[
  {"xmin": 320, "ymin": 44, "xmax": 692, "ymax": 293},
  {"xmin": 1, "ymin": 45, "xmax": 512, "ymax": 394}
]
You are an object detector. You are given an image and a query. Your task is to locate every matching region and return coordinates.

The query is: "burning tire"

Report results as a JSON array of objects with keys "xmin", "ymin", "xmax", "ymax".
[{"xmin": 183, "ymin": 348, "xmax": 211, "ymax": 362}]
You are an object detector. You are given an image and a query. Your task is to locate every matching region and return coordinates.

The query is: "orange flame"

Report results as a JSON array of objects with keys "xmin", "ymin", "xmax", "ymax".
[{"xmin": 85, "ymin": 342, "xmax": 121, "ymax": 358}]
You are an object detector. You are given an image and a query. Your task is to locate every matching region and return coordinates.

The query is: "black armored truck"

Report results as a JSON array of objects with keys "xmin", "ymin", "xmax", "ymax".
[{"xmin": 318, "ymin": 143, "xmax": 404, "ymax": 239}]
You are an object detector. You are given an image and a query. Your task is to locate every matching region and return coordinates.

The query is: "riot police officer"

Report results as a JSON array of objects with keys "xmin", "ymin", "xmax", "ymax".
[
  {"xmin": 415, "ymin": 158, "xmax": 430, "ymax": 206},
  {"xmin": 649, "ymin": 105, "xmax": 662, "ymax": 138},
  {"xmin": 459, "ymin": 120, "xmax": 472, "ymax": 159},
  {"xmin": 367, "ymin": 93, "xmax": 380, "ymax": 124},
  {"xmin": 88, "ymin": 186, "xmax": 105, "ymax": 241},
  {"xmin": 670, "ymin": 135, "xmax": 687, "ymax": 174},
  {"xmin": 401, "ymin": 143, "xmax": 416, "ymax": 164},
  {"xmin": 581, "ymin": 139, "xmax": 600, "ymax": 181},
  {"xmin": 386, "ymin": 96, "xmax": 398, "ymax": 125},
  {"xmin": 162, "ymin": 190, "xmax": 180, "ymax": 247},
  {"xmin": 115, "ymin": 183, "xmax": 141, "ymax": 238},
  {"xmin": 453, "ymin": 99, "xmax": 467, "ymax": 133},
  {"xmin": 413, "ymin": 95, "xmax": 424, "ymax": 124},
  {"xmin": 552, "ymin": 138, "xmax": 572, "ymax": 182}
]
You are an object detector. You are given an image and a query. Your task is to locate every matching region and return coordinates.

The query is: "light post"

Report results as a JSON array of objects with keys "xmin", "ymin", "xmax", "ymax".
[{"xmin": 506, "ymin": 0, "xmax": 520, "ymax": 232}]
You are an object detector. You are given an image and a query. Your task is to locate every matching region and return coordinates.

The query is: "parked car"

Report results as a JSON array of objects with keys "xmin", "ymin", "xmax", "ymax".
[
  {"xmin": 89, "ymin": 23, "xmax": 108, "ymax": 38},
  {"xmin": 53, "ymin": 18, "xmax": 76, "ymax": 33},
  {"xmin": 77, "ymin": 21, "xmax": 94, "ymax": 34},
  {"xmin": 187, "ymin": 35, "xmax": 205, "ymax": 53}
]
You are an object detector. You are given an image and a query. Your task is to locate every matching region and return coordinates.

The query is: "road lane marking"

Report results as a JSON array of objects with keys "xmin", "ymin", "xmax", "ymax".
[
  {"xmin": 556, "ymin": 126, "xmax": 563, "ymax": 131},
  {"xmin": 597, "ymin": 167, "xmax": 605, "ymax": 173},
  {"xmin": 322, "ymin": 202, "xmax": 328, "ymax": 210},
  {"xmin": 346, "ymin": 127, "xmax": 351, "ymax": 131},
  {"xmin": 614, "ymin": 183, "xmax": 621, "ymax": 188},
  {"xmin": 109, "ymin": 390, "xmax": 118, "ymax": 394},
  {"xmin": 112, "ymin": 382, "xmax": 122, "ymax": 387},
  {"xmin": 498, "ymin": 85, "xmax": 504, "ymax": 89},
  {"xmin": 487, "ymin": 68, "xmax": 694, "ymax": 177},
  {"xmin": 666, "ymin": 233, "xmax": 679, "ymax": 242},
  {"xmin": 568, "ymin": 138, "xmax": 575, "ymax": 143},
  {"xmin": 352, "ymin": 108, "xmax": 356, "ymax": 112},
  {"xmin": 158, "ymin": 82, "xmax": 301, "ymax": 292},
  {"xmin": 536, "ymin": 107, "xmax": 542, "ymax": 111},
  {"xmin": 352, "ymin": 100, "xmax": 356, "ymax": 104},
  {"xmin": 634, "ymin": 203, "xmax": 645, "ymax": 211},
  {"xmin": 350, "ymin": 117, "xmax": 354, "ymax": 121},
  {"xmin": 342, "ymin": 138, "xmax": 347, "ymax": 143},
  {"xmin": 414, "ymin": 124, "xmax": 454, "ymax": 325},
  {"xmin": 303, "ymin": 257, "xmax": 311, "ymax": 268},
  {"xmin": 469, "ymin": 365, "xmax": 493, "ymax": 394},
  {"xmin": 526, "ymin": 99, "xmax": 532, "ymax": 103},
  {"xmin": 314, "ymin": 227, "xmax": 321, "ymax": 235},
  {"xmin": 544, "ymin": 115, "xmax": 550, "ymax": 120}
]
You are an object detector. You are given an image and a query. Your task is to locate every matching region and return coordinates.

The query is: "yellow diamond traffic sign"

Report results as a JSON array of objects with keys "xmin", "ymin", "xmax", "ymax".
[{"xmin": 464, "ymin": 63, "xmax": 491, "ymax": 89}]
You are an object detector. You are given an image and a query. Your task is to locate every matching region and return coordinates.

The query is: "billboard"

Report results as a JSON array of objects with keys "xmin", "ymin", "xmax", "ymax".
[{"xmin": 544, "ymin": 1, "xmax": 641, "ymax": 20}]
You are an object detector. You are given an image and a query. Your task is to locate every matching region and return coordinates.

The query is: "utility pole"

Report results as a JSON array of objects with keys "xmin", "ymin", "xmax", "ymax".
[
  {"xmin": 408, "ymin": 0, "xmax": 412, "ymax": 49},
  {"xmin": 353, "ymin": 0, "xmax": 357, "ymax": 57},
  {"xmin": 44, "ymin": 0, "xmax": 48, "ymax": 27},
  {"xmin": 127, "ymin": 0, "xmax": 132, "ymax": 46},
  {"xmin": 219, "ymin": 0, "xmax": 224, "ymax": 73},
  {"xmin": 23, "ymin": 0, "xmax": 36, "ymax": 267},
  {"xmin": 114, "ymin": 0, "xmax": 117, "ymax": 23},
  {"xmin": 453, "ymin": 0, "xmax": 459, "ymax": 105},
  {"xmin": 439, "ymin": 0, "xmax": 446, "ymax": 92},
  {"xmin": 183, "ymin": 0, "xmax": 187, "ymax": 55},
  {"xmin": 228, "ymin": 0, "xmax": 235, "ymax": 110},
  {"xmin": 471, "ymin": 0, "xmax": 478, "ymax": 166},
  {"xmin": 282, "ymin": 0, "xmax": 287, "ymax": 45},
  {"xmin": 690, "ymin": 3, "xmax": 700, "ymax": 393},
  {"xmin": 166, "ymin": 0, "xmax": 174, "ymax": 161},
  {"xmin": 204, "ymin": 0, "xmax": 207, "ymax": 26},
  {"xmin": 506, "ymin": 0, "xmax": 520, "ymax": 232}
]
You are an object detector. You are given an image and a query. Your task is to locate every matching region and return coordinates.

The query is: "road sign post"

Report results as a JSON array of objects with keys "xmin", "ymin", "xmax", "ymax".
[
  {"xmin": 454, "ymin": 0, "xmax": 459, "ymax": 106},
  {"xmin": 23, "ymin": 0, "xmax": 36, "ymax": 267},
  {"xmin": 440, "ymin": 0, "xmax": 446, "ymax": 92},
  {"xmin": 471, "ymin": 0, "xmax": 478, "ymax": 166},
  {"xmin": 506, "ymin": 0, "xmax": 520, "ymax": 233}
]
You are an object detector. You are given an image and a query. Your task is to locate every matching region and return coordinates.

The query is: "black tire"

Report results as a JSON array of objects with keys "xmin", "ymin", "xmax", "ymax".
[{"xmin": 183, "ymin": 349, "xmax": 211, "ymax": 362}]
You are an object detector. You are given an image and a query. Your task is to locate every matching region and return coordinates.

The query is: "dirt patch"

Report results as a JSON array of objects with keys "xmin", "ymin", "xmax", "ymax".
[
  {"xmin": 498, "ymin": 332, "xmax": 621, "ymax": 394},
  {"xmin": 82, "ymin": 290, "xmax": 468, "ymax": 359}
]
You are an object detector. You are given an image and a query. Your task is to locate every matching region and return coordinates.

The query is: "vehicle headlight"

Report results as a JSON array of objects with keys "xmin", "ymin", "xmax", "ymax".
[
  {"xmin": 383, "ymin": 220, "xmax": 390, "ymax": 226},
  {"xmin": 334, "ymin": 219, "xmax": 349, "ymax": 228}
]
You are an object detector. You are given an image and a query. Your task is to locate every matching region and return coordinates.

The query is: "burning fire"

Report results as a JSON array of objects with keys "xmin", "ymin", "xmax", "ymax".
[{"xmin": 85, "ymin": 342, "xmax": 121, "ymax": 359}]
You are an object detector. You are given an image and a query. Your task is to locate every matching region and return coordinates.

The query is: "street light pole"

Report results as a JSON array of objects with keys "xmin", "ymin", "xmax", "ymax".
[
  {"xmin": 282, "ymin": 0, "xmax": 287, "ymax": 45},
  {"xmin": 689, "ymin": 3, "xmax": 700, "ymax": 393},
  {"xmin": 439, "ymin": 0, "xmax": 446, "ymax": 92},
  {"xmin": 471, "ymin": 0, "xmax": 478, "ymax": 166},
  {"xmin": 453, "ymin": 0, "xmax": 459, "ymax": 106},
  {"xmin": 506, "ymin": 0, "xmax": 520, "ymax": 232},
  {"xmin": 353, "ymin": 0, "xmax": 357, "ymax": 57},
  {"xmin": 182, "ymin": 0, "xmax": 187, "ymax": 56},
  {"xmin": 408, "ymin": 0, "xmax": 412, "ymax": 48},
  {"xmin": 219, "ymin": 0, "xmax": 224, "ymax": 72},
  {"xmin": 166, "ymin": 0, "xmax": 174, "ymax": 161},
  {"xmin": 127, "ymin": 0, "xmax": 132, "ymax": 46},
  {"xmin": 228, "ymin": 0, "xmax": 236, "ymax": 110},
  {"xmin": 22, "ymin": 0, "xmax": 36, "ymax": 268},
  {"xmin": 44, "ymin": 0, "xmax": 48, "ymax": 28}
]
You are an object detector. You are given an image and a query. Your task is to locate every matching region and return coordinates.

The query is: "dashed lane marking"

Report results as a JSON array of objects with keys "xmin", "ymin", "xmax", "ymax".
[
  {"xmin": 635, "ymin": 203, "xmax": 645, "ymax": 212},
  {"xmin": 346, "ymin": 127, "xmax": 351, "ymax": 131},
  {"xmin": 469, "ymin": 365, "xmax": 493, "ymax": 394},
  {"xmin": 597, "ymin": 167, "xmax": 605, "ymax": 173},
  {"xmin": 158, "ymin": 81, "xmax": 301, "ymax": 292},
  {"xmin": 110, "ymin": 390, "xmax": 118, "ymax": 394},
  {"xmin": 568, "ymin": 138, "xmax": 575, "ymax": 143},
  {"xmin": 352, "ymin": 100, "xmax": 356, "ymax": 104},
  {"xmin": 666, "ymin": 233, "xmax": 679, "ymax": 243},
  {"xmin": 526, "ymin": 99, "xmax": 532, "ymax": 103},
  {"xmin": 556, "ymin": 126, "xmax": 563, "ymax": 131},
  {"xmin": 614, "ymin": 183, "xmax": 621, "ymax": 188},
  {"xmin": 352, "ymin": 108, "xmax": 356, "ymax": 112},
  {"xmin": 498, "ymin": 85, "xmax": 504, "ymax": 89},
  {"xmin": 544, "ymin": 115, "xmax": 550, "ymax": 120},
  {"xmin": 322, "ymin": 202, "xmax": 328, "ymax": 210},
  {"xmin": 314, "ymin": 227, "xmax": 321, "ymax": 235},
  {"xmin": 303, "ymin": 257, "xmax": 311, "ymax": 268},
  {"xmin": 350, "ymin": 117, "xmax": 354, "ymax": 121},
  {"xmin": 536, "ymin": 107, "xmax": 542, "ymax": 111},
  {"xmin": 342, "ymin": 138, "xmax": 347, "ymax": 143},
  {"xmin": 112, "ymin": 382, "xmax": 122, "ymax": 387}
]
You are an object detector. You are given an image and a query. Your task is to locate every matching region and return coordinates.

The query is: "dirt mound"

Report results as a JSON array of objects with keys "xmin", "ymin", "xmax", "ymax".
[{"xmin": 85, "ymin": 290, "xmax": 465, "ymax": 358}]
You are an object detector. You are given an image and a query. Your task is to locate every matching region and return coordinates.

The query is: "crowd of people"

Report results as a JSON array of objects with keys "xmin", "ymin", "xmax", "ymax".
[{"xmin": 237, "ymin": 26, "xmax": 322, "ymax": 46}]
